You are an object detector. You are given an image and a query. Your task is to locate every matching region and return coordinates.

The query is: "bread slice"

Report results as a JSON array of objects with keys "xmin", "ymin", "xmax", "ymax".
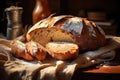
[{"xmin": 45, "ymin": 42, "xmax": 79, "ymax": 60}]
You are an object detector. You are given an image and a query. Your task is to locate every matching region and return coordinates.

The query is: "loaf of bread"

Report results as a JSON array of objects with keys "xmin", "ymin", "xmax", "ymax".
[
  {"xmin": 26, "ymin": 15, "xmax": 106, "ymax": 51},
  {"xmin": 46, "ymin": 42, "xmax": 79, "ymax": 60}
]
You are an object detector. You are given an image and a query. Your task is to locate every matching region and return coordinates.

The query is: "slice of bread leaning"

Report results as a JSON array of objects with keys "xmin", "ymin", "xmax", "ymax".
[{"xmin": 45, "ymin": 42, "xmax": 79, "ymax": 60}]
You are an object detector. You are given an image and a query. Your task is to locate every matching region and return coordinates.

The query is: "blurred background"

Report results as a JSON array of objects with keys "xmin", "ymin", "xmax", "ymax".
[{"xmin": 0, "ymin": 0, "xmax": 119, "ymax": 37}]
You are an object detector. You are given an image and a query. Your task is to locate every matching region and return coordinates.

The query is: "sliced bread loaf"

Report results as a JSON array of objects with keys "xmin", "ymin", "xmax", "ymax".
[{"xmin": 26, "ymin": 15, "xmax": 106, "ymax": 51}]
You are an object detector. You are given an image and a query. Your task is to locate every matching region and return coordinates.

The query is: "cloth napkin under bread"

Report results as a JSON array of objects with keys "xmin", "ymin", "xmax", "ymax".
[{"xmin": 0, "ymin": 36, "xmax": 120, "ymax": 80}]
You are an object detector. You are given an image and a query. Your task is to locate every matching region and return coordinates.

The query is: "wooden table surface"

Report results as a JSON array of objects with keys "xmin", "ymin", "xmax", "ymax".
[
  {"xmin": 72, "ymin": 65, "xmax": 120, "ymax": 80},
  {"xmin": 72, "ymin": 49, "xmax": 120, "ymax": 80}
]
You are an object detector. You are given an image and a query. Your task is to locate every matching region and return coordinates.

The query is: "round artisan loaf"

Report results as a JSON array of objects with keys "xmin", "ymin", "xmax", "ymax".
[{"xmin": 26, "ymin": 15, "xmax": 106, "ymax": 51}]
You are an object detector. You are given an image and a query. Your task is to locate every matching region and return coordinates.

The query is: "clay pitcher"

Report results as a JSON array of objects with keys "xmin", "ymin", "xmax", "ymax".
[{"xmin": 32, "ymin": 0, "xmax": 51, "ymax": 24}]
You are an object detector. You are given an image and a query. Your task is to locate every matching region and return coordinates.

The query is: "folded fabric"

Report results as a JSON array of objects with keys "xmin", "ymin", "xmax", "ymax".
[{"xmin": 0, "ymin": 36, "xmax": 120, "ymax": 80}]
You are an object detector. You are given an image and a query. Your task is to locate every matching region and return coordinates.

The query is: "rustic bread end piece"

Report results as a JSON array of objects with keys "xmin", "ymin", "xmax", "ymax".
[
  {"xmin": 26, "ymin": 41, "xmax": 47, "ymax": 60},
  {"xmin": 11, "ymin": 40, "xmax": 47, "ymax": 61},
  {"xmin": 46, "ymin": 42, "xmax": 79, "ymax": 60},
  {"xmin": 11, "ymin": 40, "xmax": 34, "ymax": 60}
]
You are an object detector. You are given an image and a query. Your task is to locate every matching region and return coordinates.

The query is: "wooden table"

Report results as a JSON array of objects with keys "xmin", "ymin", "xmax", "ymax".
[{"xmin": 72, "ymin": 49, "xmax": 120, "ymax": 80}]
